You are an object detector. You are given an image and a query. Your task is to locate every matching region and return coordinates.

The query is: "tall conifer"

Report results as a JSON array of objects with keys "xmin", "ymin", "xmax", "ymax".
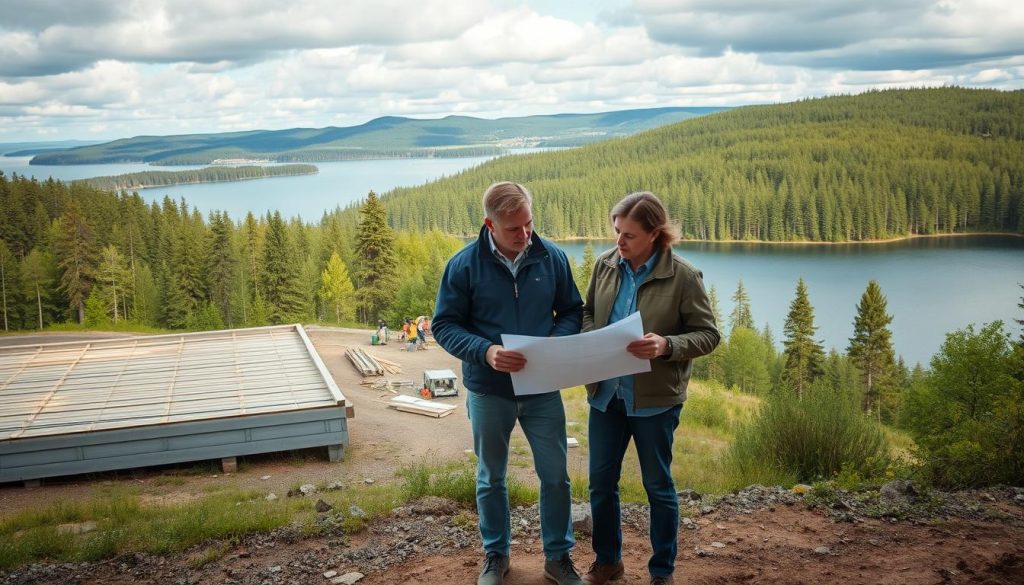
[
  {"xmin": 729, "ymin": 279, "xmax": 754, "ymax": 333},
  {"xmin": 782, "ymin": 278, "xmax": 825, "ymax": 397},
  {"xmin": 208, "ymin": 212, "xmax": 237, "ymax": 326},
  {"xmin": 354, "ymin": 192, "xmax": 398, "ymax": 323},
  {"xmin": 54, "ymin": 200, "xmax": 96, "ymax": 323},
  {"xmin": 847, "ymin": 279, "xmax": 897, "ymax": 419},
  {"xmin": 262, "ymin": 211, "xmax": 308, "ymax": 324}
]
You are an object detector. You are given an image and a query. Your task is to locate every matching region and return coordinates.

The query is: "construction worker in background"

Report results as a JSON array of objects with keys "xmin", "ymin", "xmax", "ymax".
[
  {"xmin": 407, "ymin": 318, "xmax": 418, "ymax": 346},
  {"xmin": 401, "ymin": 318, "xmax": 411, "ymax": 342},
  {"xmin": 416, "ymin": 316, "xmax": 427, "ymax": 349}
]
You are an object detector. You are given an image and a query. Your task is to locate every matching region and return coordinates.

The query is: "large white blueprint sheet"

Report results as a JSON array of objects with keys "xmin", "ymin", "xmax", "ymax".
[{"xmin": 500, "ymin": 312, "xmax": 651, "ymax": 396}]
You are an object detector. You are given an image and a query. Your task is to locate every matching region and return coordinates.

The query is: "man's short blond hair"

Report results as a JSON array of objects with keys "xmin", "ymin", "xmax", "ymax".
[{"xmin": 483, "ymin": 181, "xmax": 532, "ymax": 220}]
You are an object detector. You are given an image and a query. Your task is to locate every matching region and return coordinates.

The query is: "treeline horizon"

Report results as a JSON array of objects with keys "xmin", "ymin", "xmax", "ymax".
[{"xmin": 77, "ymin": 164, "xmax": 319, "ymax": 191}]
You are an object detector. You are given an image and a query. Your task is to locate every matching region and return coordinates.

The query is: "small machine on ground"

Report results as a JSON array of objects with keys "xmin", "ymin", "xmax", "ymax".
[{"xmin": 422, "ymin": 369, "xmax": 460, "ymax": 398}]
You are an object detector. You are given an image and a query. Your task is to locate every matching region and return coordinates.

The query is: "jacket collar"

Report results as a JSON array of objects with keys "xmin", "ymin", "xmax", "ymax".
[
  {"xmin": 476, "ymin": 224, "xmax": 548, "ymax": 262},
  {"xmin": 601, "ymin": 246, "xmax": 674, "ymax": 279}
]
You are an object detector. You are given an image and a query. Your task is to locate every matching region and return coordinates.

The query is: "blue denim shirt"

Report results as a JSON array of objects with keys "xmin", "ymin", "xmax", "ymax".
[{"xmin": 589, "ymin": 252, "xmax": 671, "ymax": 417}]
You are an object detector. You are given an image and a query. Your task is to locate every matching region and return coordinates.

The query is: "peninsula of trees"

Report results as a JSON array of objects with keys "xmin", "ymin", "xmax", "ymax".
[
  {"xmin": 78, "ymin": 164, "xmax": 319, "ymax": 191},
  {"xmin": 376, "ymin": 87, "xmax": 1024, "ymax": 242}
]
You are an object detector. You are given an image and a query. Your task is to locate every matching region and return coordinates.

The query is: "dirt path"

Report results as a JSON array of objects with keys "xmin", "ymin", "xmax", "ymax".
[{"xmin": 355, "ymin": 506, "xmax": 1024, "ymax": 585}]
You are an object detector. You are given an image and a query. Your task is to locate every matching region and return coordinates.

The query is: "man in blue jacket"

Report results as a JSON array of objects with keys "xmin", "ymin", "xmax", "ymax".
[{"xmin": 432, "ymin": 181, "xmax": 584, "ymax": 585}]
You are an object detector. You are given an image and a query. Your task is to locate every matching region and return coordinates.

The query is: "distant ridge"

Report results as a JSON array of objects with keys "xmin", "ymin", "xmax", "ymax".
[{"xmin": 29, "ymin": 107, "xmax": 728, "ymax": 166}]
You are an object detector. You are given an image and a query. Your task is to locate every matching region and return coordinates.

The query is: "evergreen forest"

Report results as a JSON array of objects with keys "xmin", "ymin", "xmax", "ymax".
[{"xmin": 376, "ymin": 87, "xmax": 1024, "ymax": 241}]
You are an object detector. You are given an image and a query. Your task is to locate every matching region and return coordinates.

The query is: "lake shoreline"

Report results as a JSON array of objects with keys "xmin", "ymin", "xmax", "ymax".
[{"xmin": 551, "ymin": 231, "xmax": 1024, "ymax": 246}]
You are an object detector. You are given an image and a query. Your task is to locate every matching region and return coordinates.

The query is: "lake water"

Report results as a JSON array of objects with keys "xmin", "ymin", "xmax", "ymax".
[
  {"xmin": 0, "ymin": 155, "xmax": 498, "ymax": 220},
  {"xmin": 3, "ymin": 154, "xmax": 1022, "ymax": 366},
  {"xmin": 559, "ymin": 236, "xmax": 1024, "ymax": 366}
]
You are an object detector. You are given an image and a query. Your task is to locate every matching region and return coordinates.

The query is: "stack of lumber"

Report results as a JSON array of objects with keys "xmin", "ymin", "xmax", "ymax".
[
  {"xmin": 345, "ymin": 348, "xmax": 383, "ymax": 376},
  {"xmin": 387, "ymin": 395, "xmax": 457, "ymax": 418},
  {"xmin": 360, "ymin": 378, "xmax": 417, "ymax": 393},
  {"xmin": 365, "ymin": 353, "xmax": 402, "ymax": 375}
]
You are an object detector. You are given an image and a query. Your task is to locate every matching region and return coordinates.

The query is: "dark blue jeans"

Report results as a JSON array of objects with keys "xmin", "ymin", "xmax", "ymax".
[
  {"xmin": 588, "ymin": 398, "xmax": 682, "ymax": 577},
  {"xmin": 468, "ymin": 390, "xmax": 574, "ymax": 560}
]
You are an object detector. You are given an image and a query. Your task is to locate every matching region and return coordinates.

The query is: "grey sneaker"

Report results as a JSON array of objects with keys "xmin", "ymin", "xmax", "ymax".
[
  {"xmin": 478, "ymin": 551, "xmax": 510, "ymax": 585},
  {"xmin": 544, "ymin": 553, "xmax": 583, "ymax": 585}
]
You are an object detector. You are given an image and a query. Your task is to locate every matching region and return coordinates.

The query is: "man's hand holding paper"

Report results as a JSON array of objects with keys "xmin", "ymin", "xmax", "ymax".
[{"xmin": 500, "ymin": 311, "xmax": 651, "ymax": 395}]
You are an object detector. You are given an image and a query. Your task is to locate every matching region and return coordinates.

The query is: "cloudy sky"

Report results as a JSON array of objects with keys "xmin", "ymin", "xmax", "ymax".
[{"xmin": 1, "ymin": 0, "xmax": 1022, "ymax": 143}]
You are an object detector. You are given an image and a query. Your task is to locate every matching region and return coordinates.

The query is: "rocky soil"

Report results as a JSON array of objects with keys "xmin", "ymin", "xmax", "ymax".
[{"xmin": 3, "ymin": 483, "xmax": 1023, "ymax": 585}]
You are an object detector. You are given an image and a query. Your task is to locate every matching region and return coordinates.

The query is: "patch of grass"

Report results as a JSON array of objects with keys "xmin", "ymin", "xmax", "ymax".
[
  {"xmin": 398, "ymin": 458, "xmax": 537, "ymax": 507},
  {"xmin": 150, "ymin": 475, "xmax": 188, "ymax": 487},
  {"xmin": 0, "ymin": 488, "xmax": 299, "ymax": 569},
  {"xmin": 509, "ymin": 436, "xmax": 532, "ymax": 468},
  {"xmin": 188, "ymin": 541, "xmax": 233, "ymax": 568}
]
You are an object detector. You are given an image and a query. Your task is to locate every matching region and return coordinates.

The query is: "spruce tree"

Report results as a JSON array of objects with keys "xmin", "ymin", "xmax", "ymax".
[
  {"xmin": 262, "ymin": 211, "xmax": 308, "ymax": 324},
  {"xmin": 165, "ymin": 213, "xmax": 207, "ymax": 327},
  {"xmin": 576, "ymin": 242, "xmax": 596, "ymax": 296},
  {"xmin": 208, "ymin": 212, "xmax": 237, "ymax": 326},
  {"xmin": 782, "ymin": 278, "xmax": 825, "ymax": 397},
  {"xmin": 21, "ymin": 248, "xmax": 54, "ymax": 329},
  {"xmin": 54, "ymin": 200, "xmax": 97, "ymax": 323},
  {"xmin": 847, "ymin": 279, "xmax": 897, "ymax": 420},
  {"xmin": 354, "ymin": 192, "xmax": 399, "ymax": 323},
  {"xmin": 0, "ymin": 240, "xmax": 13, "ymax": 331},
  {"xmin": 729, "ymin": 279, "xmax": 755, "ymax": 333}
]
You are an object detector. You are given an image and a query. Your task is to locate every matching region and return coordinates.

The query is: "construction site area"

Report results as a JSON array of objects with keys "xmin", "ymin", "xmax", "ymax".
[{"xmin": 0, "ymin": 325, "xmax": 501, "ymax": 512}]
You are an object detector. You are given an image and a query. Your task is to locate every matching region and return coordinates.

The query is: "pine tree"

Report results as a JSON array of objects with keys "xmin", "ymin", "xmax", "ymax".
[
  {"xmin": 0, "ymin": 240, "xmax": 14, "ymax": 331},
  {"xmin": 576, "ymin": 242, "xmax": 596, "ymax": 296},
  {"xmin": 243, "ymin": 212, "xmax": 262, "ymax": 300},
  {"xmin": 782, "ymin": 278, "xmax": 825, "ymax": 397},
  {"xmin": 729, "ymin": 279, "xmax": 754, "ymax": 333},
  {"xmin": 207, "ymin": 212, "xmax": 237, "ymax": 326},
  {"xmin": 164, "ymin": 213, "xmax": 207, "ymax": 328},
  {"xmin": 847, "ymin": 279, "xmax": 897, "ymax": 420},
  {"xmin": 262, "ymin": 211, "xmax": 308, "ymax": 324},
  {"xmin": 354, "ymin": 192, "xmax": 399, "ymax": 323},
  {"xmin": 95, "ymin": 244, "xmax": 131, "ymax": 322},
  {"xmin": 20, "ymin": 248, "xmax": 54, "ymax": 329},
  {"xmin": 319, "ymin": 252, "xmax": 356, "ymax": 323},
  {"xmin": 54, "ymin": 200, "xmax": 97, "ymax": 323}
]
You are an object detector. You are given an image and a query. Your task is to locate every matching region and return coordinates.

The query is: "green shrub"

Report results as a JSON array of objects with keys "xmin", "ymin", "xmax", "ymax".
[
  {"xmin": 899, "ymin": 322, "xmax": 1024, "ymax": 488},
  {"xmin": 726, "ymin": 382, "xmax": 889, "ymax": 484}
]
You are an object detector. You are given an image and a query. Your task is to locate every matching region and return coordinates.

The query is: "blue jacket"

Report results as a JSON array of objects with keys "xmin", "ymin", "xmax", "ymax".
[{"xmin": 432, "ymin": 226, "xmax": 583, "ymax": 398}]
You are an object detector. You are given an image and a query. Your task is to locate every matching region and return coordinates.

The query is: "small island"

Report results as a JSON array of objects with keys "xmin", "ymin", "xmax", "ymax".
[{"xmin": 75, "ymin": 164, "xmax": 319, "ymax": 191}]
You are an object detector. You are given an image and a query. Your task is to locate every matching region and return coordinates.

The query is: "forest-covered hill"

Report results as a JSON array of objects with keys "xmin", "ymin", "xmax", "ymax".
[
  {"xmin": 369, "ymin": 87, "xmax": 1024, "ymax": 242},
  {"xmin": 27, "ymin": 107, "xmax": 724, "ymax": 165}
]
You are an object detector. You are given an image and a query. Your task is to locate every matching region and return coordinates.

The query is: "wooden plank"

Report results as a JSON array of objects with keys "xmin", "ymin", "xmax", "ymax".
[
  {"xmin": 390, "ymin": 404, "xmax": 454, "ymax": 418},
  {"xmin": 387, "ymin": 395, "xmax": 456, "ymax": 418}
]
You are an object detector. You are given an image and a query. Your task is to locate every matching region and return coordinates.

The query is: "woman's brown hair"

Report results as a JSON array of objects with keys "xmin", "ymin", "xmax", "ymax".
[{"xmin": 610, "ymin": 191, "xmax": 681, "ymax": 251}]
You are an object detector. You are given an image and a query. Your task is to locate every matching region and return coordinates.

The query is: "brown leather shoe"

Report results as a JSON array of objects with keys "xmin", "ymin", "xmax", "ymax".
[
  {"xmin": 582, "ymin": 560, "xmax": 624, "ymax": 584},
  {"xmin": 649, "ymin": 576, "xmax": 674, "ymax": 585}
]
